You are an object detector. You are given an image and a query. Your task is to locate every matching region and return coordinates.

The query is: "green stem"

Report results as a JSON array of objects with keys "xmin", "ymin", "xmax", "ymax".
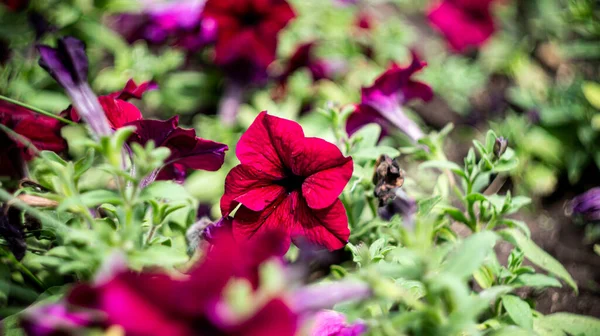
[{"xmin": 0, "ymin": 95, "xmax": 76, "ymax": 125}]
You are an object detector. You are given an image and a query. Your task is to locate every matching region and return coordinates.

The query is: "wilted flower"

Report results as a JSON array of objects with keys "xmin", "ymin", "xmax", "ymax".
[
  {"xmin": 37, "ymin": 37, "xmax": 112, "ymax": 137},
  {"xmin": 203, "ymin": 0, "xmax": 296, "ymax": 83},
  {"xmin": 310, "ymin": 310, "xmax": 367, "ymax": 336},
  {"xmin": 221, "ymin": 112, "xmax": 353, "ymax": 253},
  {"xmin": 24, "ymin": 229, "xmax": 297, "ymax": 336},
  {"xmin": 0, "ymin": 205, "xmax": 26, "ymax": 260},
  {"xmin": 427, "ymin": 0, "xmax": 496, "ymax": 53},
  {"xmin": 570, "ymin": 188, "xmax": 600, "ymax": 222},
  {"xmin": 372, "ymin": 155, "xmax": 404, "ymax": 206},
  {"xmin": 346, "ymin": 52, "xmax": 433, "ymax": 141},
  {"xmin": 377, "ymin": 188, "xmax": 417, "ymax": 228}
]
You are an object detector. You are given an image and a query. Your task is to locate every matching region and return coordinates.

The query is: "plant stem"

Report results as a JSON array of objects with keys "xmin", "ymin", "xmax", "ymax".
[{"xmin": 0, "ymin": 95, "xmax": 75, "ymax": 125}]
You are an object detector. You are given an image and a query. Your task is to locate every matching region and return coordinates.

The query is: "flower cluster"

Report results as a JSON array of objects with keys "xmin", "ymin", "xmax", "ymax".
[{"xmin": 22, "ymin": 229, "xmax": 299, "ymax": 336}]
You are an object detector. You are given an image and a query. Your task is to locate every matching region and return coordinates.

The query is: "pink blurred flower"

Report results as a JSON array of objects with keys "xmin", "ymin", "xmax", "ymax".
[
  {"xmin": 311, "ymin": 310, "xmax": 367, "ymax": 336},
  {"xmin": 427, "ymin": 0, "xmax": 497, "ymax": 53}
]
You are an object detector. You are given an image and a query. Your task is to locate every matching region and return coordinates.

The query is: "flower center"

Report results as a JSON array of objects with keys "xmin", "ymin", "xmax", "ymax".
[
  {"xmin": 275, "ymin": 172, "xmax": 306, "ymax": 193},
  {"xmin": 239, "ymin": 10, "xmax": 264, "ymax": 27}
]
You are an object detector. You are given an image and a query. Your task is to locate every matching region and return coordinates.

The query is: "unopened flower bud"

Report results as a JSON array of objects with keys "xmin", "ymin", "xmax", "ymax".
[{"xmin": 493, "ymin": 136, "xmax": 508, "ymax": 158}]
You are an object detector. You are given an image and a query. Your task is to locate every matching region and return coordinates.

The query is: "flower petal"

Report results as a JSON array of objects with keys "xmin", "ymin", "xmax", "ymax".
[
  {"xmin": 236, "ymin": 299, "xmax": 298, "ymax": 336},
  {"xmin": 233, "ymin": 192, "xmax": 349, "ymax": 252},
  {"xmin": 290, "ymin": 137, "xmax": 353, "ymax": 209},
  {"xmin": 99, "ymin": 97, "xmax": 143, "ymax": 129},
  {"xmin": 163, "ymin": 127, "xmax": 228, "ymax": 172},
  {"xmin": 221, "ymin": 164, "xmax": 285, "ymax": 215},
  {"xmin": 236, "ymin": 111, "xmax": 303, "ymax": 177},
  {"xmin": 110, "ymin": 79, "xmax": 158, "ymax": 101},
  {"xmin": 127, "ymin": 116, "xmax": 179, "ymax": 146},
  {"xmin": 37, "ymin": 37, "xmax": 88, "ymax": 89},
  {"xmin": 291, "ymin": 198, "xmax": 349, "ymax": 251}
]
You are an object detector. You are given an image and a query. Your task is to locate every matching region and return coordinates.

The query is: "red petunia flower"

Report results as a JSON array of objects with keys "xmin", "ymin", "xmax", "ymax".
[
  {"xmin": 0, "ymin": 101, "xmax": 67, "ymax": 178},
  {"xmin": 427, "ymin": 0, "xmax": 496, "ymax": 53},
  {"xmin": 346, "ymin": 52, "xmax": 433, "ymax": 141},
  {"xmin": 221, "ymin": 112, "xmax": 353, "ymax": 253},
  {"xmin": 203, "ymin": 0, "xmax": 296, "ymax": 82},
  {"xmin": 23, "ymin": 228, "xmax": 297, "ymax": 336}
]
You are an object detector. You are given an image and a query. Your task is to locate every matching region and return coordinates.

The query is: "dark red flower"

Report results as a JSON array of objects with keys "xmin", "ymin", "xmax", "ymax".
[
  {"xmin": 128, "ymin": 116, "xmax": 228, "ymax": 181},
  {"xmin": 203, "ymin": 0, "xmax": 296, "ymax": 83},
  {"xmin": 346, "ymin": 53, "xmax": 433, "ymax": 141},
  {"xmin": 221, "ymin": 112, "xmax": 353, "ymax": 253},
  {"xmin": 278, "ymin": 42, "xmax": 345, "ymax": 85},
  {"xmin": 1, "ymin": 0, "xmax": 29, "ymax": 11},
  {"xmin": 427, "ymin": 0, "xmax": 496, "ymax": 53},
  {"xmin": 0, "ymin": 101, "xmax": 67, "ymax": 179},
  {"xmin": 64, "ymin": 80, "xmax": 226, "ymax": 182},
  {"xmin": 27, "ymin": 229, "xmax": 298, "ymax": 336}
]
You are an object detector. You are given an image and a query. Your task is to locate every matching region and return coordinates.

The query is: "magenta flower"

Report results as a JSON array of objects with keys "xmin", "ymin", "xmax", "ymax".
[
  {"xmin": 427, "ymin": 0, "xmax": 496, "ymax": 53},
  {"xmin": 221, "ymin": 112, "xmax": 353, "ymax": 253},
  {"xmin": 115, "ymin": 0, "xmax": 217, "ymax": 51},
  {"xmin": 21, "ymin": 304, "xmax": 100, "ymax": 336},
  {"xmin": 346, "ymin": 52, "xmax": 433, "ymax": 141},
  {"xmin": 311, "ymin": 310, "xmax": 367, "ymax": 336},
  {"xmin": 24, "ymin": 230, "xmax": 297, "ymax": 336},
  {"xmin": 203, "ymin": 0, "xmax": 296, "ymax": 83},
  {"xmin": 570, "ymin": 188, "xmax": 600, "ymax": 222}
]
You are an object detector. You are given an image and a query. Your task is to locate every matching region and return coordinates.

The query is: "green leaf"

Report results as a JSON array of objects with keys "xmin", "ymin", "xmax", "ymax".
[
  {"xmin": 502, "ymin": 294, "xmax": 533, "ymax": 329},
  {"xmin": 142, "ymin": 181, "xmax": 194, "ymax": 202},
  {"xmin": 485, "ymin": 130, "xmax": 498, "ymax": 153},
  {"xmin": 489, "ymin": 326, "xmax": 532, "ymax": 336},
  {"xmin": 442, "ymin": 231, "xmax": 497, "ymax": 279},
  {"xmin": 442, "ymin": 207, "xmax": 470, "ymax": 225},
  {"xmin": 350, "ymin": 123, "xmax": 382, "ymax": 150},
  {"xmin": 417, "ymin": 196, "xmax": 442, "ymax": 216},
  {"xmin": 79, "ymin": 190, "xmax": 122, "ymax": 207},
  {"xmin": 583, "ymin": 81, "xmax": 600, "ymax": 110},
  {"xmin": 514, "ymin": 273, "xmax": 562, "ymax": 289},
  {"xmin": 74, "ymin": 149, "xmax": 95, "ymax": 180},
  {"xmin": 419, "ymin": 160, "xmax": 465, "ymax": 177},
  {"xmin": 353, "ymin": 146, "xmax": 400, "ymax": 161},
  {"xmin": 498, "ymin": 229, "xmax": 577, "ymax": 292},
  {"xmin": 534, "ymin": 313, "xmax": 600, "ymax": 336},
  {"xmin": 501, "ymin": 219, "xmax": 531, "ymax": 239}
]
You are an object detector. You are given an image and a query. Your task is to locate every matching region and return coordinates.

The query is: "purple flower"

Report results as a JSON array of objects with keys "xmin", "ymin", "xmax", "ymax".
[
  {"xmin": 346, "ymin": 52, "xmax": 433, "ymax": 141},
  {"xmin": 311, "ymin": 310, "xmax": 367, "ymax": 336},
  {"xmin": 37, "ymin": 37, "xmax": 112, "ymax": 137},
  {"xmin": 571, "ymin": 188, "xmax": 600, "ymax": 222}
]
